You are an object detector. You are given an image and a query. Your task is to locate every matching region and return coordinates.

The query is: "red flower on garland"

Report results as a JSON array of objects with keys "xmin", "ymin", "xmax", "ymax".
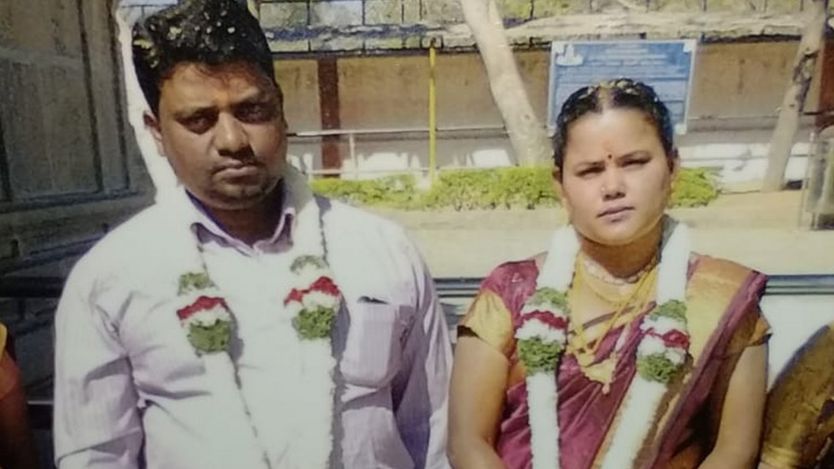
[
  {"xmin": 659, "ymin": 329, "xmax": 690, "ymax": 349},
  {"xmin": 284, "ymin": 288, "xmax": 305, "ymax": 306},
  {"xmin": 647, "ymin": 329, "xmax": 690, "ymax": 349},
  {"xmin": 521, "ymin": 311, "xmax": 568, "ymax": 331},
  {"xmin": 177, "ymin": 296, "xmax": 227, "ymax": 320},
  {"xmin": 309, "ymin": 276, "xmax": 340, "ymax": 297}
]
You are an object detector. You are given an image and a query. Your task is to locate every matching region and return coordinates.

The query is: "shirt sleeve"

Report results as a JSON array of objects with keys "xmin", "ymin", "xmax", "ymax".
[
  {"xmin": 390, "ymin": 238, "xmax": 452, "ymax": 469},
  {"xmin": 53, "ymin": 264, "xmax": 144, "ymax": 468}
]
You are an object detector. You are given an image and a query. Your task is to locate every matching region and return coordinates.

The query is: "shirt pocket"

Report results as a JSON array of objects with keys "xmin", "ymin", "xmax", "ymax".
[{"xmin": 339, "ymin": 302, "xmax": 406, "ymax": 388}]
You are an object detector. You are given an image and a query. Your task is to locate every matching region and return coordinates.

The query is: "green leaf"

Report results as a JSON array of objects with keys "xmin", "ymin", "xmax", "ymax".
[
  {"xmin": 293, "ymin": 306, "xmax": 336, "ymax": 340},
  {"xmin": 652, "ymin": 300, "xmax": 687, "ymax": 322},
  {"xmin": 178, "ymin": 272, "xmax": 214, "ymax": 295},
  {"xmin": 518, "ymin": 337, "xmax": 562, "ymax": 374},
  {"xmin": 187, "ymin": 321, "xmax": 231, "ymax": 355},
  {"xmin": 528, "ymin": 288, "xmax": 569, "ymax": 311},
  {"xmin": 637, "ymin": 354, "xmax": 681, "ymax": 383},
  {"xmin": 290, "ymin": 255, "xmax": 327, "ymax": 273}
]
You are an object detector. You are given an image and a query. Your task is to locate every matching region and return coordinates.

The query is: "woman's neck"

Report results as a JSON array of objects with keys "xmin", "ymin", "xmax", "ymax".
[{"xmin": 579, "ymin": 221, "xmax": 663, "ymax": 281}]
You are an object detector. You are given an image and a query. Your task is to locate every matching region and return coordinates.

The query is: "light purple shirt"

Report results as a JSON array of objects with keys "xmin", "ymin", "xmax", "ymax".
[{"xmin": 53, "ymin": 187, "xmax": 452, "ymax": 469}]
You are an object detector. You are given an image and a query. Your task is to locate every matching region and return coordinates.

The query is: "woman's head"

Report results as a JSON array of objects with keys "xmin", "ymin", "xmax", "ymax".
[{"xmin": 552, "ymin": 79, "xmax": 678, "ymax": 247}]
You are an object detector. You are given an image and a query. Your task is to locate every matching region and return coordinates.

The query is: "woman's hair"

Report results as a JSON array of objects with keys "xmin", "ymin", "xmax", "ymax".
[
  {"xmin": 551, "ymin": 78, "xmax": 675, "ymax": 176},
  {"xmin": 132, "ymin": 0, "xmax": 281, "ymax": 116}
]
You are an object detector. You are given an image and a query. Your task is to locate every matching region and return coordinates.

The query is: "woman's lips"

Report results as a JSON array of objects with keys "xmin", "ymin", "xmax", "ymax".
[{"xmin": 598, "ymin": 206, "xmax": 634, "ymax": 221}]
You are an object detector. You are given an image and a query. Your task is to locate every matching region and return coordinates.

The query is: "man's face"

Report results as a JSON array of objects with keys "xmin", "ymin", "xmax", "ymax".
[
  {"xmin": 557, "ymin": 108, "xmax": 677, "ymax": 247},
  {"xmin": 147, "ymin": 61, "xmax": 287, "ymax": 211}
]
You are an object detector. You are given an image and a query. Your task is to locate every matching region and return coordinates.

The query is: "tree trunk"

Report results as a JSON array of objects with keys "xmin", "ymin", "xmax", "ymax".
[
  {"xmin": 460, "ymin": 0, "xmax": 551, "ymax": 166},
  {"xmin": 761, "ymin": 0, "xmax": 829, "ymax": 192}
]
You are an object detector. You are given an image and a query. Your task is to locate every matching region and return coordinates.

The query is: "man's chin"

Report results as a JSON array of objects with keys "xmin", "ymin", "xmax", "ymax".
[{"xmin": 203, "ymin": 187, "xmax": 275, "ymax": 211}]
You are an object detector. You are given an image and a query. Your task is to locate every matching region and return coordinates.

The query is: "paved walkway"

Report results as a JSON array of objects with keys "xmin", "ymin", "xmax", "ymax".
[{"xmin": 370, "ymin": 191, "xmax": 834, "ymax": 277}]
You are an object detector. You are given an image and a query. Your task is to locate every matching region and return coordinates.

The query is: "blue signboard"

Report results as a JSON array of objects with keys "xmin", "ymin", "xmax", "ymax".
[{"xmin": 548, "ymin": 40, "xmax": 697, "ymax": 134}]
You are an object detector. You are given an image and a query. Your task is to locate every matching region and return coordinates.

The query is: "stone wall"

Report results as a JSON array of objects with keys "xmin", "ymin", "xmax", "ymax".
[{"xmin": 259, "ymin": 0, "xmax": 825, "ymax": 53}]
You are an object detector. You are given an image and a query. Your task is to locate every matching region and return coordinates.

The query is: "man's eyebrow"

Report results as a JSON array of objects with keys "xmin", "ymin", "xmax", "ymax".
[
  {"xmin": 172, "ymin": 106, "xmax": 216, "ymax": 119},
  {"xmin": 234, "ymin": 90, "xmax": 274, "ymax": 104}
]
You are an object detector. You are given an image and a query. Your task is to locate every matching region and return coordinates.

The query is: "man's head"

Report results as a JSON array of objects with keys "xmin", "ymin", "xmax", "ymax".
[
  {"xmin": 132, "ymin": 0, "xmax": 279, "ymax": 116},
  {"xmin": 133, "ymin": 0, "xmax": 287, "ymax": 212}
]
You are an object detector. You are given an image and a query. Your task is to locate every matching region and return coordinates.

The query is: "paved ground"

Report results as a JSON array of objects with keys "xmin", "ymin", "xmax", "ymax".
[{"xmin": 369, "ymin": 190, "xmax": 834, "ymax": 277}]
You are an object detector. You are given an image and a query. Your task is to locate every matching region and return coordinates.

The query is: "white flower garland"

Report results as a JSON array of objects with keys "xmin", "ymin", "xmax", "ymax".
[
  {"xmin": 516, "ymin": 218, "xmax": 691, "ymax": 469},
  {"xmin": 174, "ymin": 166, "xmax": 340, "ymax": 469}
]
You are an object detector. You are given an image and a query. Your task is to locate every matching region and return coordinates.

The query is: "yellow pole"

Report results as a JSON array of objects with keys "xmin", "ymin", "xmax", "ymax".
[{"xmin": 428, "ymin": 42, "xmax": 437, "ymax": 183}]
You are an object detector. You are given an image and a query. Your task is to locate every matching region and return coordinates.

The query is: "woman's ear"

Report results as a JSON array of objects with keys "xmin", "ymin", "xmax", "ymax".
[
  {"xmin": 552, "ymin": 166, "xmax": 563, "ymax": 197},
  {"xmin": 552, "ymin": 167, "xmax": 570, "ymax": 218},
  {"xmin": 669, "ymin": 149, "xmax": 681, "ymax": 178}
]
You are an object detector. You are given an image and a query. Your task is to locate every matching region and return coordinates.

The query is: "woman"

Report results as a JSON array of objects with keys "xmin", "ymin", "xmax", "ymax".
[
  {"xmin": 448, "ymin": 79, "xmax": 769, "ymax": 469},
  {"xmin": 0, "ymin": 323, "xmax": 38, "ymax": 469}
]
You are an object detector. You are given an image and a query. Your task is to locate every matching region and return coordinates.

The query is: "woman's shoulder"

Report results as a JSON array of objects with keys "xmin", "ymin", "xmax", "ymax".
[
  {"xmin": 689, "ymin": 253, "xmax": 767, "ymax": 293},
  {"xmin": 481, "ymin": 257, "xmax": 541, "ymax": 293}
]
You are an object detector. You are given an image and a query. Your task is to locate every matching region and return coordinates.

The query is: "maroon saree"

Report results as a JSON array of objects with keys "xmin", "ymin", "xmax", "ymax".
[{"xmin": 458, "ymin": 254, "xmax": 769, "ymax": 469}]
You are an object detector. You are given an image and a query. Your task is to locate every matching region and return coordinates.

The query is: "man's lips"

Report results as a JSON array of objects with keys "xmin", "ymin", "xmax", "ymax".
[
  {"xmin": 598, "ymin": 206, "xmax": 634, "ymax": 218},
  {"xmin": 215, "ymin": 163, "xmax": 260, "ymax": 179}
]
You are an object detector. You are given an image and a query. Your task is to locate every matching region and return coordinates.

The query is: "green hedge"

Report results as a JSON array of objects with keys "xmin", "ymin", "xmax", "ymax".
[{"xmin": 311, "ymin": 166, "xmax": 719, "ymax": 210}]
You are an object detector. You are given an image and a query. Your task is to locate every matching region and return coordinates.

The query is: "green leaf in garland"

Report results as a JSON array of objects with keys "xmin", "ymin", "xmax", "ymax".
[
  {"xmin": 518, "ymin": 338, "xmax": 562, "ymax": 374},
  {"xmin": 529, "ymin": 288, "xmax": 569, "ymax": 311},
  {"xmin": 637, "ymin": 354, "xmax": 682, "ymax": 383},
  {"xmin": 293, "ymin": 306, "xmax": 336, "ymax": 340},
  {"xmin": 187, "ymin": 321, "xmax": 231, "ymax": 355},
  {"xmin": 178, "ymin": 272, "xmax": 215, "ymax": 295},
  {"xmin": 653, "ymin": 300, "xmax": 687, "ymax": 322},
  {"xmin": 290, "ymin": 255, "xmax": 327, "ymax": 274}
]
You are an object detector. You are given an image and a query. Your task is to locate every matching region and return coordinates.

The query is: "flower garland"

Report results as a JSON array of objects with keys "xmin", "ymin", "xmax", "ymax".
[
  {"xmin": 516, "ymin": 217, "xmax": 691, "ymax": 469},
  {"xmin": 173, "ymin": 165, "xmax": 342, "ymax": 469}
]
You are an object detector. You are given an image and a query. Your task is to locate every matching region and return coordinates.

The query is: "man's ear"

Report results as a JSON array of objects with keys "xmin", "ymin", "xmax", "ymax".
[{"xmin": 143, "ymin": 111, "xmax": 166, "ymax": 157}]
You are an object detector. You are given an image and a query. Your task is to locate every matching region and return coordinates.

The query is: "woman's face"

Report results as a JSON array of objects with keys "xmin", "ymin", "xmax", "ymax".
[{"xmin": 557, "ymin": 108, "xmax": 677, "ymax": 247}]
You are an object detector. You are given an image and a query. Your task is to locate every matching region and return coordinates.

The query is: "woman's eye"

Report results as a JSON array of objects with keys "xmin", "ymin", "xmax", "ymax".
[{"xmin": 625, "ymin": 159, "xmax": 648, "ymax": 167}]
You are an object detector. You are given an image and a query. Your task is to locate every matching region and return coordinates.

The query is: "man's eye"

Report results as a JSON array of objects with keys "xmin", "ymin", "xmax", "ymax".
[
  {"xmin": 180, "ymin": 114, "xmax": 215, "ymax": 133},
  {"xmin": 236, "ymin": 103, "xmax": 274, "ymax": 123}
]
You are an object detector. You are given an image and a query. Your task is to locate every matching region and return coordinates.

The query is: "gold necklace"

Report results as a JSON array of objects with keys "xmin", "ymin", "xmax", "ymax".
[
  {"xmin": 567, "ymin": 261, "xmax": 657, "ymax": 394},
  {"xmin": 580, "ymin": 252, "xmax": 658, "ymax": 286}
]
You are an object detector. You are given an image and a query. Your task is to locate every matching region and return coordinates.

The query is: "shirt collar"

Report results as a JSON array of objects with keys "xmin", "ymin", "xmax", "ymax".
[{"xmin": 173, "ymin": 180, "xmax": 296, "ymax": 250}]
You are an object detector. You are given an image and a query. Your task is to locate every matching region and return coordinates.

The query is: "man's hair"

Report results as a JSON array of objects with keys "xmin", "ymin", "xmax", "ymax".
[
  {"xmin": 551, "ymin": 78, "xmax": 675, "ymax": 176},
  {"xmin": 132, "ymin": 0, "xmax": 279, "ymax": 116}
]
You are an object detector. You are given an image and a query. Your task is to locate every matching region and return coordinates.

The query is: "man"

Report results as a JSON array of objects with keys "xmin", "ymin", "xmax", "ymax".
[{"xmin": 52, "ymin": 1, "xmax": 451, "ymax": 468}]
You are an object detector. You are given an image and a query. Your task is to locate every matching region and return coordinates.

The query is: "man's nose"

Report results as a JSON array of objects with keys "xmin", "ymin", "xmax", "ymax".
[{"xmin": 214, "ymin": 113, "xmax": 250, "ymax": 156}]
